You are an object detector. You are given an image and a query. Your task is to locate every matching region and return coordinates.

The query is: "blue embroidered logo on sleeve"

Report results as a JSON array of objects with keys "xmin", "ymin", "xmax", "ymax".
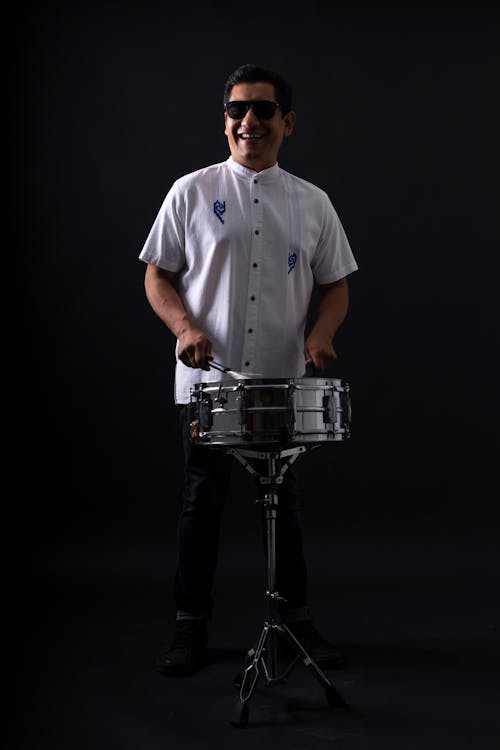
[
  {"xmin": 288, "ymin": 251, "xmax": 297, "ymax": 274},
  {"xmin": 213, "ymin": 200, "xmax": 226, "ymax": 224}
]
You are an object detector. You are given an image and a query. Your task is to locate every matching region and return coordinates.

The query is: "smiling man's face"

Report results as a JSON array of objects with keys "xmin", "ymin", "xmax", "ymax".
[{"xmin": 224, "ymin": 82, "xmax": 295, "ymax": 172}]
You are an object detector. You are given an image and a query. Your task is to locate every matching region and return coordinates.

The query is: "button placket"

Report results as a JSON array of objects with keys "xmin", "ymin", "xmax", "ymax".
[{"xmin": 245, "ymin": 178, "xmax": 264, "ymax": 370}]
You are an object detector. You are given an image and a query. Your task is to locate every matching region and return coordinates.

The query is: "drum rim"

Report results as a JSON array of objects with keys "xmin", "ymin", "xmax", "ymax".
[{"xmin": 191, "ymin": 376, "xmax": 349, "ymax": 390}]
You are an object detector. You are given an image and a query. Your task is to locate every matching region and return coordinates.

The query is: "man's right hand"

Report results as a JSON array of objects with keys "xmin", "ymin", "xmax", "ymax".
[{"xmin": 177, "ymin": 325, "xmax": 213, "ymax": 371}]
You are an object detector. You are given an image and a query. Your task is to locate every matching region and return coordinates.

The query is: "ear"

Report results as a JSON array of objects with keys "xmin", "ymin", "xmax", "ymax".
[
  {"xmin": 224, "ymin": 111, "xmax": 229, "ymax": 135},
  {"xmin": 283, "ymin": 110, "xmax": 296, "ymax": 137}
]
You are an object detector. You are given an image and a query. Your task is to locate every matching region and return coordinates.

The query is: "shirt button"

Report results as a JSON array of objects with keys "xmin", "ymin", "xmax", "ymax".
[
  {"xmin": 253, "ymin": 263, "xmax": 258, "ymax": 268},
  {"xmin": 245, "ymin": 361, "xmax": 250, "ymax": 366},
  {"xmin": 254, "ymin": 230, "xmax": 259, "ymax": 235},
  {"xmin": 250, "ymin": 295, "xmax": 255, "ymax": 300},
  {"xmin": 254, "ymin": 198, "xmax": 259, "ymax": 203},
  {"xmin": 248, "ymin": 328, "xmax": 253, "ymax": 333},
  {"xmin": 253, "ymin": 179, "xmax": 258, "ymax": 184}
]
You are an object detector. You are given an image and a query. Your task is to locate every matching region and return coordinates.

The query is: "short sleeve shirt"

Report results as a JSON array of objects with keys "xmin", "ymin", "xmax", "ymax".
[{"xmin": 139, "ymin": 157, "xmax": 358, "ymax": 403}]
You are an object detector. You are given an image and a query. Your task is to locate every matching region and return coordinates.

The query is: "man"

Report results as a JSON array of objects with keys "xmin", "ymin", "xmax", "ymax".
[{"xmin": 139, "ymin": 63, "xmax": 358, "ymax": 676}]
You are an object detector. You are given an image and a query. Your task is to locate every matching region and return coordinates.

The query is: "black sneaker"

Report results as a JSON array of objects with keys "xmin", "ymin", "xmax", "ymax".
[
  {"xmin": 156, "ymin": 619, "xmax": 208, "ymax": 676},
  {"xmin": 282, "ymin": 619, "xmax": 343, "ymax": 668}
]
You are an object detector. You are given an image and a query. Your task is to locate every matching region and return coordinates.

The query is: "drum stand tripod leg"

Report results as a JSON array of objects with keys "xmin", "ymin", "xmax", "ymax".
[
  {"xmin": 230, "ymin": 450, "xmax": 347, "ymax": 727},
  {"xmin": 278, "ymin": 622, "xmax": 347, "ymax": 707}
]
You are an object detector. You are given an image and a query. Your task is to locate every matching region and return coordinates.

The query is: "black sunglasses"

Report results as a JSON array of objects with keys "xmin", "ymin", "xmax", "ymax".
[{"xmin": 224, "ymin": 100, "xmax": 281, "ymax": 120}]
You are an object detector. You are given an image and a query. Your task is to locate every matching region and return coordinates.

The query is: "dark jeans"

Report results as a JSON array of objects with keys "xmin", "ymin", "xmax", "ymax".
[{"xmin": 174, "ymin": 405, "xmax": 309, "ymax": 617}]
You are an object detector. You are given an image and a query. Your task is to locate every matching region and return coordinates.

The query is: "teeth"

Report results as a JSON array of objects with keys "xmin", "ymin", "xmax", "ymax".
[{"xmin": 239, "ymin": 134, "xmax": 263, "ymax": 139}]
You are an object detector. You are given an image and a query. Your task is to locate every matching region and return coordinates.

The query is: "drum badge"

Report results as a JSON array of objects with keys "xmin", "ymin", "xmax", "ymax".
[
  {"xmin": 213, "ymin": 199, "xmax": 226, "ymax": 224},
  {"xmin": 288, "ymin": 251, "xmax": 297, "ymax": 274}
]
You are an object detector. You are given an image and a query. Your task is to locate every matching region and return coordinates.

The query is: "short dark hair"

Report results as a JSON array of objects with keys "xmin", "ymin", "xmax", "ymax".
[{"xmin": 223, "ymin": 64, "xmax": 293, "ymax": 116}]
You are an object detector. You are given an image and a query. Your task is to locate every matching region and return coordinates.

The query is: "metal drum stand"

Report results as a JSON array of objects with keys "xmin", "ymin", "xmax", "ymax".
[
  {"xmin": 226, "ymin": 443, "xmax": 348, "ymax": 728},
  {"xmin": 188, "ymin": 373, "xmax": 352, "ymax": 727}
]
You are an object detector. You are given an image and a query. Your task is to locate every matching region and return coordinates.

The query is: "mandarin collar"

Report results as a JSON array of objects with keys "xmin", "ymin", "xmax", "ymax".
[{"xmin": 226, "ymin": 157, "xmax": 281, "ymax": 183}]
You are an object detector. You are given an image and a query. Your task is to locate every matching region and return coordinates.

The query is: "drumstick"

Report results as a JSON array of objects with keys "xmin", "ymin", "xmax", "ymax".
[{"xmin": 209, "ymin": 360, "xmax": 261, "ymax": 379}]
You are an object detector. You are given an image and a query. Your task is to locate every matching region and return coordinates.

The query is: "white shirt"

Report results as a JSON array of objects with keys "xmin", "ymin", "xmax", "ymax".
[{"xmin": 139, "ymin": 157, "xmax": 358, "ymax": 403}]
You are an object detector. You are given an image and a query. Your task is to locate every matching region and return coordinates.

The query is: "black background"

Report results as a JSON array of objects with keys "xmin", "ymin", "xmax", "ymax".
[
  {"xmin": 10, "ymin": 1, "xmax": 500, "ymax": 747},
  {"xmin": 11, "ymin": 0, "xmax": 499, "ymax": 557}
]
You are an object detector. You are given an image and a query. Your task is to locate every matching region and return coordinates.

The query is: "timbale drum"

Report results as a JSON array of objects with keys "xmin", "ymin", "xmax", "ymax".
[{"xmin": 188, "ymin": 377, "xmax": 351, "ymax": 447}]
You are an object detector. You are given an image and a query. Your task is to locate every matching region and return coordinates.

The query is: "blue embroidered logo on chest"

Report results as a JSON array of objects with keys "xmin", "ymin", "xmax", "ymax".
[
  {"xmin": 213, "ymin": 200, "xmax": 226, "ymax": 224},
  {"xmin": 288, "ymin": 251, "xmax": 297, "ymax": 274}
]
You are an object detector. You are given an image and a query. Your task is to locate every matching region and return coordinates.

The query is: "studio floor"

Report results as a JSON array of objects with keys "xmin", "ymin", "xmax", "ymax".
[{"xmin": 16, "ymin": 525, "xmax": 500, "ymax": 750}]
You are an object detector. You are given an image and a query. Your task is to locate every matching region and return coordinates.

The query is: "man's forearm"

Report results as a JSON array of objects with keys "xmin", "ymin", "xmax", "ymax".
[
  {"xmin": 312, "ymin": 278, "xmax": 349, "ymax": 339},
  {"xmin": 144, "ymin": 264, "xmax": 196, "ymax": 338}
]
